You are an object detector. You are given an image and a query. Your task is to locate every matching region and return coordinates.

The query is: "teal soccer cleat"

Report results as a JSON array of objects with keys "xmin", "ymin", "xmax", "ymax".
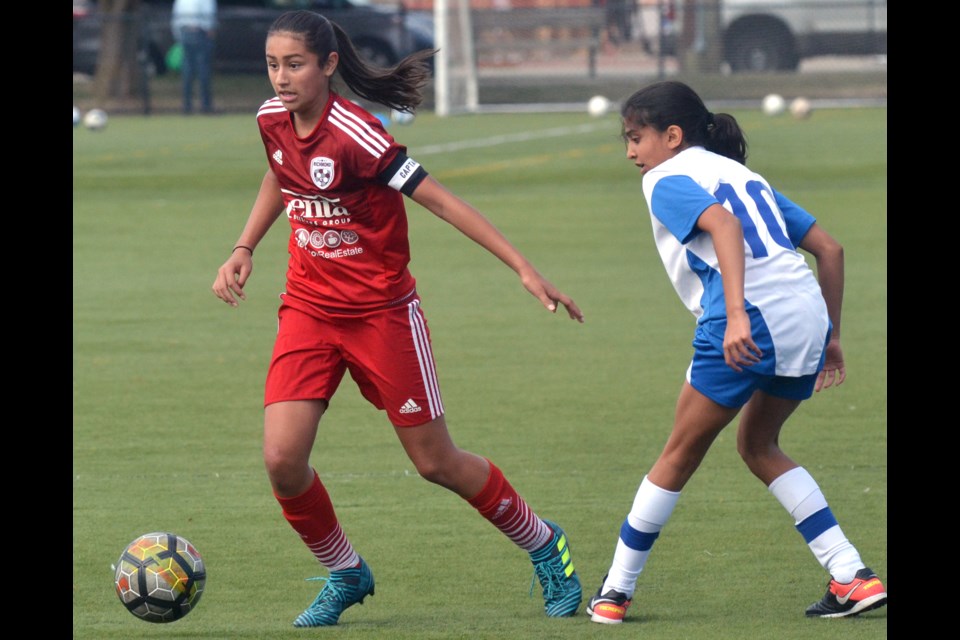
[
  {"xmin": 529, "ymin": 520, "xmax": 582, "ymax": 617},
  {"xmin": 293, "ymin": 557, "xmax": 375, "ymax": 627}
]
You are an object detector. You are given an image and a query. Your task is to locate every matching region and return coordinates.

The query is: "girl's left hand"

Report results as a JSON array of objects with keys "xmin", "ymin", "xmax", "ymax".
[
  {"xmin": 520, "ymin": 271, "xmax": 585, "ymax": 323},
  {"xmin": 723, "ymin": 311, "xmax": 761, "ymax": 372}
]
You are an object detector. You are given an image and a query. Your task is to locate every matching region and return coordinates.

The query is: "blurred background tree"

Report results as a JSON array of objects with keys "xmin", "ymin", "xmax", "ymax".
[{"xmin": 93, "ymin": 0, "xmax": 144, "ymax": 102}]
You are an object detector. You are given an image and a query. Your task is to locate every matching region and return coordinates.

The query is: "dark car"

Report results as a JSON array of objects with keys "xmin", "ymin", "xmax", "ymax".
[{"xmin": 73, "ymin": 0, "xmax": 434, "ymax": 76}]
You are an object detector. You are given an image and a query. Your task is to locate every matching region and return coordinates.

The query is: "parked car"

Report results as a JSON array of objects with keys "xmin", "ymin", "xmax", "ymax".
[
  {"xmin": 720, "ymin": 0, "xmax": 887, "ymax": 72},
  {"xmin": 73, "ymin": 0, "xmax": 434, "ymax": 76},
  {"xmin": 633, "ymin": 0, "xmax": 885, "ymax": 72}
]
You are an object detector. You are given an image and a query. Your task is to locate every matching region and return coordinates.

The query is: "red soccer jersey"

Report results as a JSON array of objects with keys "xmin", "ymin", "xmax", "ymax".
[{"xmin": 256, "ymin": 93, "xmax": 425, "ymax": 311}]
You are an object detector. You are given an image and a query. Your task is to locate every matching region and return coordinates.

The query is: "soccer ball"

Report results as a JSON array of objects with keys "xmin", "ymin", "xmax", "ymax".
[
  {"xmin": 83, "ymin": 108, "xmax": 108, "ymax": 131},
  {"xmin": 114, "ymin": 532, "xmax": 206, "ymax": 623},
  {"xmin": 761, "ymin": 93, "xmax": 786, "ymax": 116},
  {"xmin": 587, "ymin": 95, "xmax": 611, "ymax": 118},
  {"xmin": 390, "ymin": 108, "xmax": 415, "ymax": 125},
  {"xmin": 790, "ymin": 96, "xmax": 813, "ymax": 119}
]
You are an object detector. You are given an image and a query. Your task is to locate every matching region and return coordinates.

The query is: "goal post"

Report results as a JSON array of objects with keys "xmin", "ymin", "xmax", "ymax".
[{"xmin": 432, "ymin": 0, "xmax": 479, "ymax": 116}]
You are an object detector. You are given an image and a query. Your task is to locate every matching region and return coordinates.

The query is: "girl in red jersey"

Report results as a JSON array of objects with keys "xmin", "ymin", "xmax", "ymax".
[{"xmin": 211, "ymin": 10, "xmax": 584, "ymax": 628}]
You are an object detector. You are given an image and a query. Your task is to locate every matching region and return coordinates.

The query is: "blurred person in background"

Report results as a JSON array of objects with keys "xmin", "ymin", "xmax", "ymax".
[
  {"xmin": 593, "ymin": 0, "xmax": 635, "ymax": 50},
  {"xmin": 606, "ymin": 0, "xmax": 633, "ymax": 45},
  {"xmin": 172, "ymin": 0, "xmax": 218, "ymax": 114}
]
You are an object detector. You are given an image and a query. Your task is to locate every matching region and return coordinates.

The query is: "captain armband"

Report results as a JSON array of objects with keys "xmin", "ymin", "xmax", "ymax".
[{"xmin": 379, "ymin": 152, "xmax": 428, "ymax": 196}]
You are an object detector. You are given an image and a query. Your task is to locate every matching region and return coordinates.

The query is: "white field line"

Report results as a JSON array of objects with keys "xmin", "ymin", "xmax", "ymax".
[{"xmin": 415, "ymin": 121, "xmax": 615, "ymax": 156}]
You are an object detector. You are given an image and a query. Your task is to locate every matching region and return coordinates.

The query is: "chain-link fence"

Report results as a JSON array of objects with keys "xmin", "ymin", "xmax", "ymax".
[{"xmin": 73, "ymin": 1, "xmax": 886, "ymax": 114}]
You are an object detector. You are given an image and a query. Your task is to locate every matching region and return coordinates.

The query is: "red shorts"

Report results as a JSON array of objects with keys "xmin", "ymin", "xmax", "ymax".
[{"xmin": 264, "ymin": 292, "xmax": 444, "ymax": 427}]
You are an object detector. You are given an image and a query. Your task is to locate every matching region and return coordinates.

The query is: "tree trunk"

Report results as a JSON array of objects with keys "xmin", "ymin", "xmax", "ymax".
[{"xmin": 93, "ymin": 0, "xmax": 144, "ymax": 104}]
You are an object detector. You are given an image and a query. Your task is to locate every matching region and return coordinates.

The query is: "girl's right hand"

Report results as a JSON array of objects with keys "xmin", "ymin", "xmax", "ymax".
[
  {"xmin": 212, "ymin": 249, "xmax": 253, "ymax": 307},
  {"xmin": 815, "ymin": 339, "xmax": 846, "ymax": 391}
]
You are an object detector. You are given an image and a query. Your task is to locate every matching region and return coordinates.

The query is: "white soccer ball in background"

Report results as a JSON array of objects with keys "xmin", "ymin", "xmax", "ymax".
[
  {"xmin": 390, "ymin": 108, "xmax": 415, "ymax": 125},
  {"xmin": 587, "ymin": 95, "xmax": 611, "ymax": 118},
  {"xmin": 83, "ymin": 108, "xmax": 108, "ymax": 131},
  {"xmin": 790, "ymin": 96, "xmax": 813, "ymax": 120},
  {"xmin": 761, "ymin": 93, "xmax": 786, "ymax": 116},
  {"xmin": 73, "ymin": 106, "xmax": 82, "ymax": 127}
]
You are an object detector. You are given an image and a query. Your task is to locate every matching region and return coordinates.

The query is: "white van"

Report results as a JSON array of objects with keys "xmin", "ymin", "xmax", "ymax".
[{"xmin": 720, "ymin": 0, "xmax": 887, "ymax": 72}]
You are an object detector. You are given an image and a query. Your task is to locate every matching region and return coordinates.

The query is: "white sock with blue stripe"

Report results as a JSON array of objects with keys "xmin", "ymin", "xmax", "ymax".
[
  {"xmin": 602, "ymin": 475, "xmax": 680, "ymax": 598},
  {"xmin": 768, "ymin": 466, "xmax": 864, "ymax": 583}
]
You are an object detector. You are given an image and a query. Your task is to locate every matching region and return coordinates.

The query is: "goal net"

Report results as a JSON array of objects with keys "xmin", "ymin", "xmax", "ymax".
[{"xmin": 432, "ymin": 0, "xmax": 479, "ymax": 116}]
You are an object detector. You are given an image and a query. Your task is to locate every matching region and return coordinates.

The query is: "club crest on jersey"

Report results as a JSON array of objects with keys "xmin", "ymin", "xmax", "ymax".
[{"xmin": 311, "ymin": 157, "xmax": 335, "ymax": 190}]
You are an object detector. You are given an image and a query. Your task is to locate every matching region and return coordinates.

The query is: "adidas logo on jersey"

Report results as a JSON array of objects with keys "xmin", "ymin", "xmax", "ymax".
[
  {"xmin": 399, "ymin": 399, "xmax": 421, "ymax": 414},
  {"xmin": 272, "ymin": 149, "xmax": 283, "ymax": 165}
]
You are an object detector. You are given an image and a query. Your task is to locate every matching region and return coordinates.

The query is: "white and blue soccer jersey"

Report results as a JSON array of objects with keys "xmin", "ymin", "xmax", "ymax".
[{"xmin": 642, "ymin": 146, "xmax": 828, "ymax": 377}]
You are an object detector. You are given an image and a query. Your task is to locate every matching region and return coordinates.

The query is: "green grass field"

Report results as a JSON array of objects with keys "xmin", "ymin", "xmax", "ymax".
[{"xmin": 73, "ymin": 106, "xmax": 887, "ymax": 639}]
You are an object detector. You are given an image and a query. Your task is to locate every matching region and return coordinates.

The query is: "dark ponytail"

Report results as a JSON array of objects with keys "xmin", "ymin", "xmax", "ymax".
[
  {"xmin": 621, "ymin": 81, "xmax": 749, "ymax": 165},
  {"xmin": 707, "ymin": 113, "xmax": 748, "ymax": 165},
  {"xmin": 328, "ymin": 21, "xmax": 435, "ymax": 112},
  {"xmin": 268, "ymin": 10, "xmax": 436, "ymax": 112}
]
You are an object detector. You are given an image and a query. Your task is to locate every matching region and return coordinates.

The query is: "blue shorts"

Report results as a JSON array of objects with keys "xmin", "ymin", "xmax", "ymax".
[{"xmin": 686, "ymin": 328, "xmax": 825, "ymax": 409}]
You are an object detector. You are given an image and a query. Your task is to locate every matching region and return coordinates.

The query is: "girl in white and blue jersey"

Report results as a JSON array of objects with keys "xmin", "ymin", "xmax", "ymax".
[{"xmin": 586, "ymin": 81, "xmax": 886, "ymax": 624}]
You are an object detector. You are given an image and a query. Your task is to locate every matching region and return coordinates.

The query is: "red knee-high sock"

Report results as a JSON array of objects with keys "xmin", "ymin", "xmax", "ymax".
[
  {"xmin": 467, "ymin": 460, "xmax": 552, "ymax": 552},
  {"xmin": 275, "ymin": 470, "xmax": 360, "ymax": 571}
]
